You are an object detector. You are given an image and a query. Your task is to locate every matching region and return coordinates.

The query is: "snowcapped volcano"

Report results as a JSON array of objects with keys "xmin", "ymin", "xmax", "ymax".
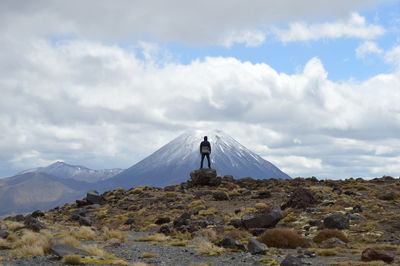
[{"xmin": 106, "ymin": 130, "xmax": 290, "ymax": 189}]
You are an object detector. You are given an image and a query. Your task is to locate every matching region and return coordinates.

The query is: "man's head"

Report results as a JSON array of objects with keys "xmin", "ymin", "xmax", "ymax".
[{"xmin": 204, "ymin": 136, "xmax": 208, "ymax": 141}]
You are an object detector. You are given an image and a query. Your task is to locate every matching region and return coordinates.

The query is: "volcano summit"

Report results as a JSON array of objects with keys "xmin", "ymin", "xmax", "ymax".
[{"xmin": 106, "ymin": 130, "xmax": 290, "ymax": 189}]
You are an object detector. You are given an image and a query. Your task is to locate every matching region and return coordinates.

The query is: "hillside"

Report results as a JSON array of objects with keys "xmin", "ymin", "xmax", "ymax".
[{"xmin": 0, "ymin": 171, "xmax": 399, "ymax": 265}]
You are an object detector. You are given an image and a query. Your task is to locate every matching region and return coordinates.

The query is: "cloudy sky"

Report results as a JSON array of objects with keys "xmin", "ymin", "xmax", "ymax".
[{"xmin": 1, "ymin": 0, "xmax": 399, "ymax": 179}]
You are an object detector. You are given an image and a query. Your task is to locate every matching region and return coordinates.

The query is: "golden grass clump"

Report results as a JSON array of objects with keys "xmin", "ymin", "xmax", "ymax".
[
  {"xmin": 192, "ymin": 228, "xmax": 218, "ymax": 242},
  {"xmin": 225, "ymin": 229, "xmax": 252, "ymax": 240},
  {"xmin": 102, "ymin": 227, "xmax": 125, "ymax": 242},
  {"xmin": 140, "ymin": 252, "xmax": 157, "ymax": 258},
  {"xmin": 57, "ymin": 235, "xmax": 81, "ymax": 248},
  {"xmin": 188, "ymin": 200, "xmax": 206, "ymax": 209},
  {"xmin": 258, "ymin": 228, "xmax": 309, "ymax": 249},
  {"xmin": 168, "ymin": 240, "xmax": 188, "ymax": 246},
  {"xmin": 0, "ymin": 238, "xmax": 9, "ymax": 249},
  {"xmin": 254, "ymin": 202, "xmax": 268, "ymax": 209},
  {"xmin": 5, "ymin": 221, "xmax": 24, "ymax": 231},
  {"xmin": 81, "ymin": 244, "xmax": 112, "ymax": 258},
  {"xmin": 10, "ymin": 231, "xmax": 52, "ymax": 258},
  {"xmin": 135, "ymin": 233, "xmax": 169, "ymax": 242},
  {"xmin": 199, "ymin": 208, "xmax": 218, "ymax": 216},
  {"xmin": 62, "ymin": 254, "xmax": 83, "ymax": 265},
  {"xmin": 193, "ymin": 239, "xmax": 224, "ymax": 256},
  {"xmin": 131, "ymin": 187, "xmax": 144, "ymax": 194},
  {"xmin": 75, "ymin": 226, "xmax": 97, "ymax": 240},
  {"xmin": 313, "ymin": 229, "xmax": 349, "ymax": 244},
  {"xmin": 131, "ymin": 263, "xmax": 152, "ymax": 266}
]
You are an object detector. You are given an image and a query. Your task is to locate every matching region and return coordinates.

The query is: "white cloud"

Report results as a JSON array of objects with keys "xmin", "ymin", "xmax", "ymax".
[
  {"xmin": 1, "ymin": 37, "xmax": 400, "ymax": 178},
  {"xmin": 356, "ymin": 41, "xmax": 383, "ymax": 58},
  {"xmin": 385, "ymin": 45, "xmax": 400, "ymax": 68},
  {"xmin": 275, "ymin": 13, "xmax": 385, "ymax": 42},
  {"xmin": 220, "ymin": 30, "xmax": 266, "ymax": 47},
  {"xmin": 0, "ymin": 0, "xmax": 386, "ymax": 45}
]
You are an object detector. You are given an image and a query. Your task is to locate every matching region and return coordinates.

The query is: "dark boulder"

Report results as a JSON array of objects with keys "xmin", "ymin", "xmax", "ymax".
[
  {"xmin": 24, "ymin": 215, "xmax": 44, "ymax": 232},
  {"xmin": 31, "ymin": 210, "xmax": 45, "ymax": 218},
  {"xmin": 189, "ymin": 169, "xmax": 221, "ymax": 186},
  {"xmin": 155, "ymin": 217, "xmax": 171, "ymax": 225},
  {"xmin": 280, "ymin": 254, "xmax": 305, "ymax": 266},
  {"xmin": 252, "ymin": 190, "xmax": 272, "ymax": 199},
  {"xmin": 241, "ymin": 206, "xmax": 283, "ymax": 229},
  {"xmin": 0, "ymin": 230, "xmax": 9, "ymax": 239},
  {"xmin": 217, "ymin": 237, "xmax": 245, "ymax": 250},
  {"xmin": 86, "ymin": 190, "xmax": 104, "ymax": 205},
  {"xmin": 282, "ymin": 188, "xmax": 318, "ymax": 209},
  {"xmin": 173, "ymin": 212, "xmax": 191, "ymax": 228},
  {"xmin": 247, "ymin": 238, "xmax": 267, "ymax": 254},
  {"xmin": 324, "ymin": 213, "xmax": 349, "ymax": 230},
  {"xmin": 361, "ymin": 248, "xmax": 394, "ymax": 263},
  {"xmin": 213, "ymin": 191, "xmax": 230, "ymax": 201}
]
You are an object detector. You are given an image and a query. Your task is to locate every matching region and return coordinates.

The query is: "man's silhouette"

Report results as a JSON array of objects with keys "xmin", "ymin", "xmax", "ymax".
[{"xmin": 200, "ymin": 136, "xmax": 211, "ymax": 169}]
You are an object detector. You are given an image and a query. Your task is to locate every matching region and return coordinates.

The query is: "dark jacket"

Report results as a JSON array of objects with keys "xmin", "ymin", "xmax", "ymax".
[{"xmin": 200, "ymin": 140, "xmax": 211, "ymax": 154}]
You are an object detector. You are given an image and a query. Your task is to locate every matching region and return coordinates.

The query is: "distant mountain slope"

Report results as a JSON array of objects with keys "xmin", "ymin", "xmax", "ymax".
[
  {"xmin": 18, "ymin": 161, "xmax": 123, "ymax": 183},
  {"xmin": 0, "ymin": 172, "xmax": 91, "ymax": 215},
  {"xmin": 105, "ymin": 130, "xmax": 290, "ymax": 189}
]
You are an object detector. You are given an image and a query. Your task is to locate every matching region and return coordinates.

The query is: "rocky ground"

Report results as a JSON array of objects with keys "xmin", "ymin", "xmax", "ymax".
[{"xmin": 0, "ymin": 169, "xmax": 399, "ymax": 265}]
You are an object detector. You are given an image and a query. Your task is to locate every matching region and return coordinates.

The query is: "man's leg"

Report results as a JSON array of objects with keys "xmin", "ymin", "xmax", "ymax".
[
  {"xmin": 206, "ymin": 154, "xmax": 211, "ymax": 168},
  {"xmin": 200, "ymin": 153, "xmax": 205, "ymax": 168}
]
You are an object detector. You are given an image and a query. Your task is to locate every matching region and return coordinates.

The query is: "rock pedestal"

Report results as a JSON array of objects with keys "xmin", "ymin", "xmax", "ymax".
[{"xmin": 189, "ymin": 169, "xmax": 221, "ymax": 186}]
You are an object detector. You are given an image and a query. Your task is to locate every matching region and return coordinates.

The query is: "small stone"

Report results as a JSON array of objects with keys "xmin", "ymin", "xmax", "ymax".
[
  {"xmin": 247, "ymin": 238, "xmax": 267, "ymax": 254},
  {"xmin": 159, "ymin": 224, "xmax": 171, "ymax": 235},
  {"xmin": 76, "ymin": 199, "xmax": 88, "ymax": 207},
  {"xmin": 229, "ymin": 218, "xmax": 242, "ymax": 228},
  {"xmin": 173, "ymin": 212, "xmax": 191, "ymax": 228},
  {"xmin": 324, "ymin": 213, "xmax": 349, "ymax": 230},
  {"xmin": 252, "ymin": 190, "xmax": 271, "ymax": 199},
  {"xmin": 31, "ymin": 210, "xmax": 45, "ymax": 218},
  {"xmin": 78, "ymin": 216, "xmax": 92, "ymax": 226},
  {"xmin": 249, "ymin": 228, "xmax": 267, "ymax": 236},
  {"xmin": 352, "ymin": 204, "xmax": 363, "ymax": 213},
  {"xmin": 0, "ymin": 230, "xmax": 9, "ymax": 239},
  {"xmin": 155, "ymin": 217, "xmax": 171, "ymax": 225},
  {"xmin": 217, "ymin": 237, "xmax": 245, "ymax": 250},
  {"xmin": 164, "ymin": 185, "xmax": 176, "ymax": 192},
  {"xmin": 280, "ymin": 254, "xmax": 305, "ymax": 266},
  {"xmin": 124, "ymin": 218, "xmax": 135, "ymax": 225},
  {"xmin": 24, "ymin": 216, "xmax": 44, "ymax": 232},
  {"xmin": 213, "ymin": 191, "xmax": 230, "ymax": 201},
  {"xmin": 361, "ymin": 248, "xmax": 394, "ymax": 263}
]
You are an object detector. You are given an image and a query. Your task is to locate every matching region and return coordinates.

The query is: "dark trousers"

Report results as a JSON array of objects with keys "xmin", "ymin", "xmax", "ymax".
[{"xmin": 200, "ymin": 153, "xmax": 211, "ymax": 168}]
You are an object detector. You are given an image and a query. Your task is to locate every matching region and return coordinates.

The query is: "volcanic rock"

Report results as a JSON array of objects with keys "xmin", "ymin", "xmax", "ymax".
[
  {"xmin": 213, "ymin": 191, "xmax": 230, "ymax": 201},
  {"xmin": 189, "ymin": 169, "xmax": 221, "ymax": 186},
  {"xmin": 280, "ymin": 254, "xmax": 305, "ymax": 266},
  {"xmin": 217, "ymin": 237, "xmax": 245, "ymax": 250},
  {"xmin": 31, "ymin": 210, "xmax": 45, "ymax": 218},
  {"xmin": 282, "ymin": 188, "xmax": 318, "ymax": 209},
  {"xmin": 361, "ymin": 248, "xmax": 394, "ymax": 263},
  {"xmin": 324, "ymin": 213, "xmax": 349, "ymax": 230},
  {"xmin": 155, "ymin": 217, "xmax": 171, "ymax": 225},
  {"xmin": 241, "ymin": 206, "xmax": 283, "ymax": 229},
  {"xmin": 86, "ymin": 190, "xmax": 104, "ymax": 204},
  {"xmin": 247, "ymin": 238, "xmax": 267, "ymax": 254}
]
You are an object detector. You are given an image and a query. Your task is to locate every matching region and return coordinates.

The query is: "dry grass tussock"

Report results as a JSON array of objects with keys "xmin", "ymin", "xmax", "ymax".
[
  {"xmin": 225, "ymin": 229, "xmax": 252, "ymax": 240},
  {"xmin": 313, "ymin": 229, "xmax": 349, "ymax": 243},
  {"xmin": 62, "ymin": 254, "xmax": 82, "ymax": 265},
  {"xmin": 192, "ymin": 239, "xmax": 224, "ymax": 256},
  {"xmin": 131, "ymin": 263, "xmax": 152, "ymax": 266},
  {"xmin": 192, "ymin": 228, "xmax": 218, "ymax": 242},
  {"xmin": 0, "ymin": 239, "xmax": 9, "ymax": 249},
  {"xmin": 102, "ymin": 227, "xmax": 125, "ymax": 242},
  {"xmin": 75, "ymin": 226, "xmax": 97, "ymax": 240},
  {"xmin": 10, "ymin": 230, "xmax": 52, "ymax": 258},
  {"xmin": 4, "ymin": 221, "xmax": 24, "ymax": 231},
  {"xmin": 57, "ymin": 234, "xmax": 81, "ymax": 248},
  {"xmin": 140, "ymin": 252, "xmax": 157, "ymax": 258},
  {"xmin": 332, "ymin": 261, "xmax": 387, "ymax": 266},
  {"xmin": 81, "ymin": 244, "xmax": 113, "ymax": 258},
  {"xmin": 258, "ymin": 228, "xmax": 309, "ymax": 249},
  {"xmin": 135, "ymin": 233, "xmax": 168, "ymax": 242}
]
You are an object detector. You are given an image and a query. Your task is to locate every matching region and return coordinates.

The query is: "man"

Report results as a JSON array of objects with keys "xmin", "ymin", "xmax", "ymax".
[{"xmin": 200, "ymin": 136, "xmax": 211, "ymax": 169}]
